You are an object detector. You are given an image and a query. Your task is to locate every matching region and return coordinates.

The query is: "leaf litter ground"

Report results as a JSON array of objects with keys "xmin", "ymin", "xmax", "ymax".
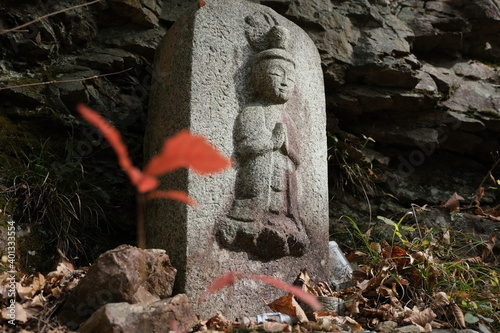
[{"xmin": 1, "ymin": 205, "xmax": 498, "ymax": 333}]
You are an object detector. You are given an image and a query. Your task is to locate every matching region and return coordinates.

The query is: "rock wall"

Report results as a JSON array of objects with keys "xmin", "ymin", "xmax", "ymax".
[{"xmin": 0, "ymin": 0, "xmax": 499, "ymax": 269}]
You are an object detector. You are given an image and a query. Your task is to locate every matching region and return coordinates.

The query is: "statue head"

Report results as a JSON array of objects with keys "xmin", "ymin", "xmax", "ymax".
[{"xmin": 252, "ymin": 26, "xmax": 296, "ymax": 104}]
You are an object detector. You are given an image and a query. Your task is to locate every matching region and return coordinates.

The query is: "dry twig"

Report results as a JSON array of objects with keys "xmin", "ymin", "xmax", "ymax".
[
  {"xmin": 0, "ymin": 68, "xmax": 132, "ymax": 91},
  {"xmin": 0, "ymin": 0, "xmax": 101, "ymax": 35}
]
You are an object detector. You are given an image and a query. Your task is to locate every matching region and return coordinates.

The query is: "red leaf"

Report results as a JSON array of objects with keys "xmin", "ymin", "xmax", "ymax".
[
  {"xmin": 77, "ymin": 104, "xmax": 132, "ymax": 171},
  {"xmin": 77, "ymin": 104, "xmax": 156, "ymax": 191},
  {"xmin": 144, "ymin": 130, "xmax": 231, "ymax": 177},
  {"xmin": 198, "ymin": 0, "xmax": 206, "ymax": 7},
  {"xmin": 199, "ymin": 271, "xmax": 242, "ymax": 304},
  {"xmin": 201, "ymin": 271, "xmax": 321, "ymax": 311},
  {"xmin": 146, "ymin": 190, "xmax": 198, "ymax": 206},
  {"xmin": 207, "ymin": 271, "xmax": 241, "ymax": 293},
  {"xmin": 129, "ymin": 167, "xmax": 159, "ymax": 193},
  {"xmin": 248, "ymin": 274, "xmax": 322, "ymax": 311}
]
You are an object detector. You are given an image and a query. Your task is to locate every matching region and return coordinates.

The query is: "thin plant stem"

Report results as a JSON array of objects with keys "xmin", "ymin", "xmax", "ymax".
[
  {"xmin": 0, "ymin": 0, "xmax": 101, "ymax": 35},
  {"xmin": 137, "ymin": 194, "xmax": 146, "ymax": 249},
  {"xmin": 0, "ymin": 68, "xmax": 132, "ymax": 91},
  {"xmin": 469, "ymin": 152, "xmax": 500, "ymax": 207}
]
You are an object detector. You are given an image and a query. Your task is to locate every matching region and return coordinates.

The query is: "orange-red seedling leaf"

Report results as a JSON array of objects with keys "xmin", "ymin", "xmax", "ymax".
[
  {"xmin": 77, "ymin": 104, "xmax": 158, "ymax": 192},
  {"xmin": 77, "ymin": 104, "xmax": 133, "ymax": 171},
  {"xmin": 129, "ymin": 167, "xmax": 159, "ymax": 193},
  {"xmin": 144, "ymin": 130, "xmax": 231, "ymax": 177},
  {"xmin": 198, "ymin": 0, "xmax": 206, "ymax": 8},
  {"xmin": 146, "ymin": 190, "xmax": 198, "ymax": 207},
  {"xmin": 248, "ymin": 274, "xmax": 322, "ymax": 311},
  {"xmin": 199, "ymin": 271, "xmax": 243, "ymax": 304}
]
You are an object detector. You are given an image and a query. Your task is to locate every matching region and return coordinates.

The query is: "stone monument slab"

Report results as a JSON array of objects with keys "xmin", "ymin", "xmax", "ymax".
[{"xmin": 145, "ymin": 0, "xmax": 328, "ymax": 318}]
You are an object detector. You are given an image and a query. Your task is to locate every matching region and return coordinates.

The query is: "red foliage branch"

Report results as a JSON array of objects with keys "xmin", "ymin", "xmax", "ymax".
[
  {"xmin": 76, "ymin": 104, "xmax": 231, "ymax": 204},
  {"xmin": 200, "ymin": 271, "xmax": 322, "ymax": 311}
]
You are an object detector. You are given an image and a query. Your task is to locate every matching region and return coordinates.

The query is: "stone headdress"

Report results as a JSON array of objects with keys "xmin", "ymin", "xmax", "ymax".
[{"xmin": 245, "ymin": 11, "xmax": 295, "ymax": 67}]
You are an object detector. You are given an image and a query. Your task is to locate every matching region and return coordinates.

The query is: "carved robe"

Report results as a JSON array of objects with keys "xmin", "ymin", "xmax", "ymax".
[{"xmin": 229, "ymin": 104, "xmax": 300, "ymax": 222}]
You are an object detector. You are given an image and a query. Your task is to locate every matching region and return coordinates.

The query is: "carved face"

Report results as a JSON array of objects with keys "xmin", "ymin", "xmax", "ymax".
[{"xmin": 254, "ymin": 59, "xmax": 296, "ymax": 104}]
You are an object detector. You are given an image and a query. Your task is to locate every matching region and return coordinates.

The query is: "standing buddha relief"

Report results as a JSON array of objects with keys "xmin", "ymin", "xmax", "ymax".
[{"xmin": 216, "ymin": 12, "xmax": 309, "ymax": 259}]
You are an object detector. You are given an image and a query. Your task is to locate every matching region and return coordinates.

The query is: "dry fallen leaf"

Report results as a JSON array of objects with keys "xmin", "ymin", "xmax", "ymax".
[
  {"xmin": 433, "ymin": 292, "xmax": 450, "ymax": 307},
  {"xmin": 16, "ymin": 282, "xmax": 35, "ymax": 302},
  {"xmin": 269, "ymin": 295, "xmax": 308, "ymax": 323},
  {"xmin": 345, "ymin": 294, "xmax": 361, "ymax": 316},
  {"xmin": 408, "ymin": 307, "xmax": 437, "ymax": 327},
  {"xmin": 1, "ymin": 302, "xmax": 28, "ymax": 323},
  {"xmin": 262, "ymin": 321, "xmax": 291, "ymax": 332},
  {"xmin": 482, "ymin": 233, "xmax": 497, "ymax": 259},
  {"xmin": 442, "ymin": 192, "xmax": 464, "ymax": 212},
  {"xmin": 206, "ymin": 313, "xmax": 231, "ymax": 331},
  {"xmin": 450, "ymin": 300, "xmax": 465, "ymax": 328}
]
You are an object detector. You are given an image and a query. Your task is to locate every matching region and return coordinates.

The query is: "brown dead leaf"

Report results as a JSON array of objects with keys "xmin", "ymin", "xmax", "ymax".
[
  {"xmin": 351, "ymin": 269, "xmax": 369, "ymax": 286},
  {"xmin": 450, "ymin": 300, "xmax": 465, "ymax": 328},
  {"xmin": 22, "ymin": 298, "xmax": 43, "ymax": 319},
  {"xmin": 1, "ymin": 302, "xmax": 27, "ymax": 323},
  {"xmin": 364, "ymin": 228, "xmax": 372, "ymax": 243},
  {"xmin": 464, "ymin": 256, "xmax": 483, "ymax": 264},
  {"xmin": 433, "ymin": 292, "xmax": 450, "ymax": 307},
  {"xmin": 296, "ymin": 269, "xmax": 311, "ymax": 288},
  {"xmin": 314, "ymin": 281, "xmax": 334, "ymax": 297},
  {"xmin": 473, "ymin": 187, "xmax": 485, "ymax": 206},
  {"xmin": 431, "ymin": 320, "xmax": 444, "ymax": 329},
  {"xmin": 206, "ymin": 313, "xmax": 231, "ymax": 331},
  {"xmin": 313, "ymin": 311, "xmax": 339, "ymax": 319},
  {"xmin": 345, "ymin": 294, "xmax": 364, "ymax": 316},
  {"xmin": 488, "ymin": 208, "xmax": 500, "ymax": 217},
  {"xmin": 268, "ymin": 295, "xmax": 294, "ymax": 314},
  {"xmin": 56, "ymin": 248, "xmax": 75, "ymax": 273},
  {"xmin": 369, "ymin": 242, "xmax": 381, "ymax": 255},
  {"xmin": 482, "ymin": 233, "xmax": 497, "ymax": 259},
  {"xmin": 16, "ymin": 282, "xmax": 35, "ymax": 302},
  {"xmin": 26, "ymin": 294, "xmax": 45, "ymax": 308},
  {"xmin": 49, "ymin": 286, "xmax": 62, "ymax": 299},
  {"xmin": 442, "ymin": 229, "xmax": 451, "ymax": 245},
  {"xmin": 474, "ymin": 207, "xmax": 486, "ymax": 216},
  {"xmin": 390, "ymin": 246, "xmax": 410, "ymax": 269},
  {"xmin": 18, "ymin": 272, "xmax": 45, "ymax": 301},
  {"xmin": 488, "ymin": 214, "xmax": 500, "ymax": 222},
  {"xmin": 408, "ymin": 308, "xmax": 436, "ymax": 327},
  {"xmin": 407, "ymin": 267, "xmax": 423, "ymax": 287},
  {"xmin": 412, "ymin": 251, "xmax": 427, "ymax": 263},
  {"xmin": 346, "ymin": 251, "xmax": 369, "ymax": 265},
  {"xmin": 268, "ymin": 295, "xmax": 308, "ymax": 323},
  {"xmin": 442, "ymin": 192, "xmax": 464, "ymax": 212},
  {"xmin": 262, "ymin": 321, "xmax": 291, "ymax": 332},
  {"xmin": 293, "ymin": 269, "xmax": 317, "ymax": 296},
  {"xmin": 340, "ymin": 316, "xmax": 365, "ymax": 333},
  {"xmin": 377, "ymin": 285, "xmax": 394, "ymax": 297}
]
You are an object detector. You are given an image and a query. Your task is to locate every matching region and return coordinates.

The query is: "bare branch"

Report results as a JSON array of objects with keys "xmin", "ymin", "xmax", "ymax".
[
  {"xmin": 0, "ymin": 0, "xmax": 101, "ymax": 35},
  {"xmin": 0, "ymin": 67, "xmax": 132, "ymax": 91}
]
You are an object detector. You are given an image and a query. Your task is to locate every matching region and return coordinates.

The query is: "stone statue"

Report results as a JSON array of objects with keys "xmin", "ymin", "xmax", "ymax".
[
  {"xmin": 216, "ymin": 13, "xmax": 309, "ymax": 258},
  {"xmin": 145, "ymin": 0, "xmax": 328, "ymax": 318}
]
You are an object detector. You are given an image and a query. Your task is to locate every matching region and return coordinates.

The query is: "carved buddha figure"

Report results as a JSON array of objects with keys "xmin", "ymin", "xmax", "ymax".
[{"xmin": 229, "ymin": 25, "xmax": 300, "ymax": 224}]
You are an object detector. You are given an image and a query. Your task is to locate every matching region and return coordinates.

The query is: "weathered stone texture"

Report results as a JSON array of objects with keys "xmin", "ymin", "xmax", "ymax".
[
  {"xmin": 80, "ymin": 294, "xmax": 197, "ymax": 333},
  {"xmin": 58, "ymin": 245, "xmax": 176, "ymax": 329},
  {"xmin": 145, "ymin": 0, "xmax": 328, "ymax": 319}
]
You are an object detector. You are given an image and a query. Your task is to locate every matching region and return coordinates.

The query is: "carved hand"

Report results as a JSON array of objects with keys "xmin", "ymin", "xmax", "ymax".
[{"xmin": 272, "ymin": 122, "xmax": 285, "ymax": 150}]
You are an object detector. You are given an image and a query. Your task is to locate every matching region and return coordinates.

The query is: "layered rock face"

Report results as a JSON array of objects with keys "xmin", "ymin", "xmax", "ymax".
[
  {"xmin": 0, "ymin": 0, "xmax": 498, "ymax": 267},
  {"xmin": 261, "ymin": 0, "xmax": 499, "ymax": 209}
]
